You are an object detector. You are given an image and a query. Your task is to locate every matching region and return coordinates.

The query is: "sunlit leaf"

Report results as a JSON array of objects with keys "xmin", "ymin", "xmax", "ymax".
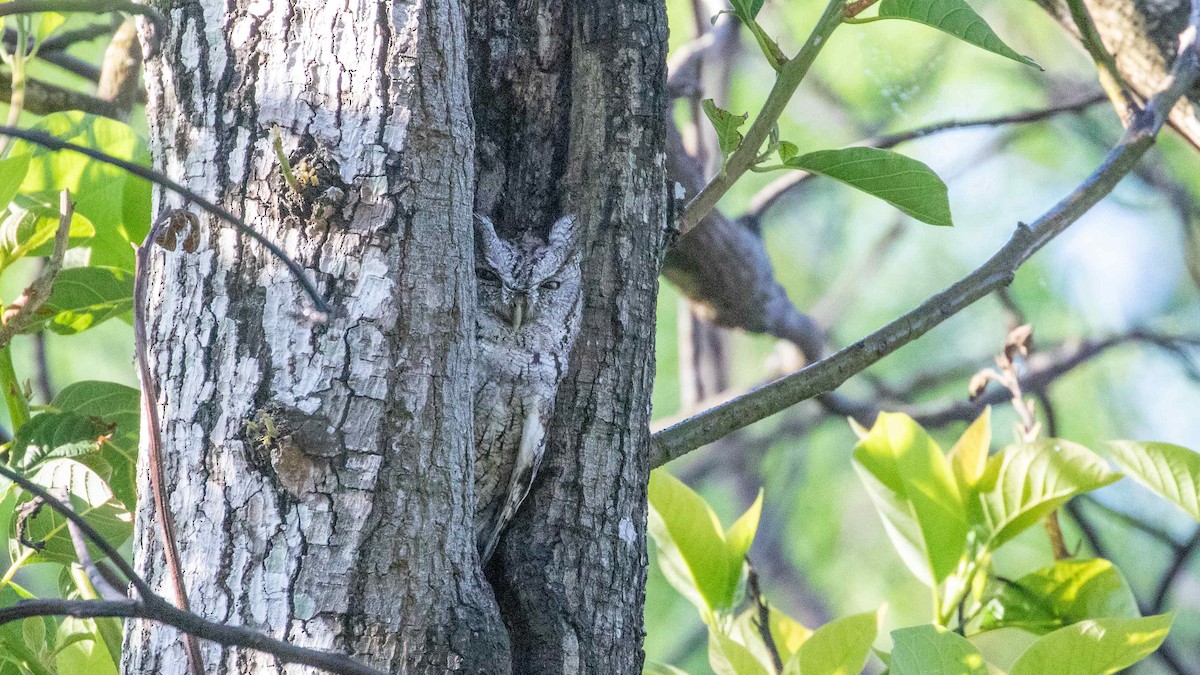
[
  {"xmin": 1009, "ymin": 615, "xmax": 1172, "ymax": 675},
  {"xmin": 948, "ymin": 407, "xmax": 991, "ymax": 490},
  {"xmin": 891, "ymin": 625, "xmax": 987, "ymax": 675},
  {"xmin": 0, "ymin": 153, "xmax": 30, "ymax": 209},
  {"xmin": 976, "ymin": 439, "xmax": 1119, "ymax": 549},
  {"xmin": 1107, "ymin": 441, "xmax": 1200, "ymax": 522},
  {"xmin": 0, "ymin": 193, "xmax": 96, "ymax": 267},
  {"xmin": 648, "ymin": 470, "xmax": 755, "ymax": 614},
  {"xmin": 875, "ymin": 0, "xmax": 1040, "ymax": 68},
  {"xmin": 33, "ymin": 12, "xmax": 66, "ymax": 46},
  {"xmin": 853, "ymin": 413, "xmax": 967, "ymax": 585},
  {"xmin": 784, "ymin": 147, "xmax": 952, "ymax": 227},
  {"xmin": 26, "ymin": 266, "xmax": 134, "ymax": 336},
  {"xmin": 783, "ymin": 608, "xmax": 881, "ymax": 675},
  {"xmin": 981, "ymin": 559, "xmax": 1140, "ymax": 634},
  {"xmin": 709, "ymin": 629, "xmax": 772, "ymax": 675},
  {"xmin": 14, "ymin": 112, "xmax": 151, "ymax": 271}
]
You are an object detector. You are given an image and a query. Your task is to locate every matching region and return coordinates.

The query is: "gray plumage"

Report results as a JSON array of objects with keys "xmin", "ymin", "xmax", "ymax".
[{"xmin": 473, "ymin": 213, "xmax": 583, "ymax": 562}]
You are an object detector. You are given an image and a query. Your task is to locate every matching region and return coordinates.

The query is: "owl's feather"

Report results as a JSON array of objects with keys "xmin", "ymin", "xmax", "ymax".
[{"xmin": 479, "ymin": 405, "xmax": 545, "ymax": 561}]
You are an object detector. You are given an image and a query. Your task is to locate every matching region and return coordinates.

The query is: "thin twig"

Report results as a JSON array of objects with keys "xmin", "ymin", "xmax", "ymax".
[
  {"xmin": 0, "ymin": 598, "xmax": 388, "ymax": 675},
  {"xmin": 0, "ymin": 126, "xmax": 330, "ymax": 317},
  {"xmin": 0, "ymin": 0, "xmax": 165, "ymax": 38},
  {"xmin": 0, "ymin": 462, "xmax": 387, "ymax": 675},
  {"xmin": 134, "ymin": 211, "xmax": 205, "ymax": 675},
  {"xmin": 0, "ymin": 190, "xmax": 73, "ymax": 349},
  {"xmin": 650, "ymin": 27, "xmax": 1200, "ymax": 465},
  {"xmin": 747, "ymin": 564, "xmax": 783, "ymax": 673}
]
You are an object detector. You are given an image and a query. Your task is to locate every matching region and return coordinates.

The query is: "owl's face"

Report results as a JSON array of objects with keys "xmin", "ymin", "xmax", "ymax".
[{"xmin": 475, "ymin": 214, "xmax": 582, "ymax": 335}]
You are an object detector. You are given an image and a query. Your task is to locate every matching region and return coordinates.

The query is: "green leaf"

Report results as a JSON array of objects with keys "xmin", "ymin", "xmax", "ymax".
[
  {"xmin": 50, "ymin": 381, "xmax": 140, "ymax": 511},
  {"xmin": 729, "ymin": 0, "xmax": 765, "ymax": 21},
  {"xmin": 26, "ymin": 266, "xmax": 134, "ymax": 336},
  {"xmin": 9, "ymin": 459, "xmax": 133, "ymax": 566},
  {"xmin": 852, "ymin": 413, "xmax": 968, "ymax": 585},
  {"xmin": 725, "ymin": 488, "xmax": 762, "ymax": 563},
  {"xmin": 14, "ymin": 112, "xmax": 152, "ymax": 271},
  {"xmin": 784, "ymin": 608, "xmax": 881, "ymax": 675},
  {"xmin": 948, "ymin": 407, "xmax": 991, "ymax": 490},
  {"xmin": 784, "ymin": 147, "xmax": 953, "ymax": 227},
  {"xmin": 1107, "ymin": 441, "xmax": 1200, "ymax": 522},
  {"xmin": 0, "ymin": 153, "xmax": 30, "ymax": 209},
  {"xmin": 890, "ymin": 625, "xmax": 987, "ymax": 675},
  {"xmin": 875, "ymin": 0, "xmax": 1040, "ymax": 68},
  {"xmin": 11, "ymin": 411, "xmax": 111, "ymax": 470},
  {"xmin": 33, "ymin": 12, "xmax": 66, "ymax": 46},
  {"xmin": 981, "ymin": 559, "xmax": 1140, "ymax": 634},
  {"xmin": 648, "ymin": 470, "xmax": 750, "ymax": 614},
  {"xmin": 55, "ymin": 616, "xmax": 118, "ymax": 675},
  {"xmin": 777, "ymin": 141, "xmax": 799, "ymax": 163},
  {"xmin": 702, "ymin": 99, "xmax": 749, "ymax": 170},
  {"xmin": 976, "ymin": 440, "xmax": 1120, "ymax": 549},
  {"xmin": 709, "ymin": 630, "xmax": 772, "ymax": 675},
  {"xmin": 1009, "ymin": 615, "xmax": 1172, "ymax": 675},
  {"xmin": 0, "ymin": 193, "xmax": 96, "ymax": 267}
]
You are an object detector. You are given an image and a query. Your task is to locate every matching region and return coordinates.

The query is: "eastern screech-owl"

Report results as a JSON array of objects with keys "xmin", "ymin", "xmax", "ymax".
[{"xmin": 473, "ymin": 213, "xmax": 583, "ymax": 562}]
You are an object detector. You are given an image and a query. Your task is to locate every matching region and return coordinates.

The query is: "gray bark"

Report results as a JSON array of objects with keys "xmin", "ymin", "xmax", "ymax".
[
  {"xmin": 469, "ymin": 1, "xmax": 670, "ymax": 672},
  {"xmin": 125, "ymin": 0, "xmax": 507, "ymax": 671}
]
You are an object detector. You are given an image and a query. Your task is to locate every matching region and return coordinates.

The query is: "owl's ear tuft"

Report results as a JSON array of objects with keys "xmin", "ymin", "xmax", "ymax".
[
  {"xmin": 547, "ymin": 214, "xmax": 581, "ymax": 250},
  {"xmin": 475, "ymin": 214, "xmax": 509, "ymax": 268}
]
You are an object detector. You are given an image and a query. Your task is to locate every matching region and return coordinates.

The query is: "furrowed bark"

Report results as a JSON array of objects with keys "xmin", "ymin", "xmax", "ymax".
[
  {"xmin": 469, "ymin": 0, "xmax": 670, "ymax": 671},
  {"xmin": 126, "ymin": 0, "xmax": 507, "ymax": 672}
]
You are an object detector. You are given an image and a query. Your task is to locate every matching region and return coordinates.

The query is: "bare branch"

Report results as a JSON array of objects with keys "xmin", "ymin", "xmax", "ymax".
[
  {"xmin": 651, "ymin": 24, "xmax": 1200, "ymax": 464},
  {"xmin": 0, "ymin": 71, "xmax": 125, "ymax": 119}
]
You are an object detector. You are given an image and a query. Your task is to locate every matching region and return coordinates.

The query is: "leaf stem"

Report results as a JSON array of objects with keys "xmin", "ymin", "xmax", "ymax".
[{"xmin": 676, "ymin": 0, "xmax": 844, "ymax": 236}]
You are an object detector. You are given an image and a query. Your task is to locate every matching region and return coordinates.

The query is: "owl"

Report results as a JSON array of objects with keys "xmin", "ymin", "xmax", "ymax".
[{"xmin": 473, "ymin": 213, "xmax": 583, "ymax": 562}]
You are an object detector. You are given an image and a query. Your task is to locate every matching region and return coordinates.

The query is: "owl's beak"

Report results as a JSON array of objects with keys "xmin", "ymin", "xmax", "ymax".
[{"xmin": 509, "ymin": 298, "xmax": 525, "ymax": 330}]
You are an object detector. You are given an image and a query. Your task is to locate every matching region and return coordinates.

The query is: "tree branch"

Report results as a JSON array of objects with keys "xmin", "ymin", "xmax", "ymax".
[
  {"xmin": 650, "ymin": 24, "xmax": 1200, "ymax": 465},
  {"xmin": 0, "ymin": 126, "xmax": 330, "ymax": 316}
]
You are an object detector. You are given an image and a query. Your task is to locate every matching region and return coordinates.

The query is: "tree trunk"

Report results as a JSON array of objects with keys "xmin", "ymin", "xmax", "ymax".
[
  {"xmin": 124, "ymin": 0, "xmax": 508, "ymax": 671},
  {"xmin": 126, "ymin": 0, "xmax": 669, "ymax": 672},
  {"xmin": 469, "ymin": 2, "xmax": 669, "ymax": 671}
]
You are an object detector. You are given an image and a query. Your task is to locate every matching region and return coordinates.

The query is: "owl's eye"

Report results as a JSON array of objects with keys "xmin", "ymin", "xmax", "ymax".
[
  {"xmin": 477, "ymin": 268, "xmax": 501, "ymax": 283},
  {"xmin": 541, "ymin": 280, "xmax": 561, "ymax": 290}
]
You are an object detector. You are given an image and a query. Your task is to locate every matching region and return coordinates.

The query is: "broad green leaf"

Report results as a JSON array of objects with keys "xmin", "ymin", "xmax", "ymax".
[
  {"xmin": 648, "ymin": 470, "xmax": 749, "ymax": 614},
  {"xmin": 770, "ymin": 611, "xmax": 813, "ymax": 662},
  {"xmin": 784, "ymin": 148, "xmax": 952, "ymax": 227},
  {"xmin": 15, "ymin": 112, "xmax": 152, "ymax": 271},
  {"xmin": 891, "ymin": 625, "xmax": 987, "ymax": 675},
  {"xmin": 11, "ymin": 411, "xmax": 111, "ymax": 470},
  {"xmin": 702, "ymin": 99, "xmax": 748, "ymax": 169},
  {"xmin": 50, "ymin": 381, "xmax": 140, "ymax": 511},
  {"xmin": 785, "ymin": 608, "xmax": 881, "ymax": 675},
  {"xmin": 853, "ymin": 413, "xmax": 967, "ymax": 585},
  {"xmin": 1009, "ymin": 615, "xmax": 1172, "ymax": 675},
  {"xmin": 948, "ymin": 407, "xmax": 991, "ymax": 490},
  {"xmin": 729, "ymin": 0, "xmax": 765, "ymax": 21},
  {"xmin": 875, "ymin": 0, "xmax": 1040, "ymax": 68},
  {"xmin": 981, "ymin": 559, "xmax": 1139, "ymax": 634},
  {"xmin": 977, "ymin": 439, "xmax": 1119, "ymax": 550},
  {"xmin": 0, "ymin": 193, "xmax": 96, "ymax": 266},
  {"xmin": 709, "ymin": 630, "xmax": 772, "ymax": 675},
  {"xmin": 643, "ymin": 663, "xmax": 690, "ymax": 675},
  {"xmin": 1107, "ymin": 441, "xmax": 1200, "ymax": 522},
  {"xmin": 33, "ymin": 12, "xmax": 66, "ymax": 46},
  {"xmin": 9, "ymin": 459, "xmax": 133, "ymax": 566},
  {"xmin": 0, "ymin": 584, "xmax": 57, "ymax": 673},
  {"xmin": 27, "ymin": 266, "xmax": 134, "ymax": 336},
  {"xmin": 0, "ymin": 153, "xmax": 30, "ymax": 208}
]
